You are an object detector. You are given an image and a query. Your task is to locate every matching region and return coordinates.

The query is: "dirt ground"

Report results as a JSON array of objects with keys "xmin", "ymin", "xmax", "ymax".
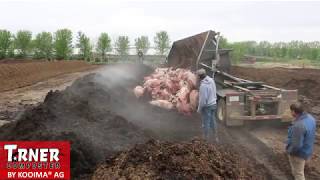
[
  {"xmin": 0, "ymin": 69, "xmax": 98, "ymax": 125},
  {"xmin": 0, "ymin": 64, "xmax": 320, "ymax": 179},
  {"xmin": 231, "ymin": 66, "xmax": 320, "ymax": 179},
  {"xmin": 0, "ymin": 60, "xmax": 96, "ymax": 92}
]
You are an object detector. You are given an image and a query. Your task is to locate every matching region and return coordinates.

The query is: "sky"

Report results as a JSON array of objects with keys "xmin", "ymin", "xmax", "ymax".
[{"xmin": 0, "ymin": 0, "xmax": 320, "ymax": 46}]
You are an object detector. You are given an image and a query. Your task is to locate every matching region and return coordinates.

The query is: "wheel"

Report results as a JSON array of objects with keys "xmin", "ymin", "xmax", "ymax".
[{"xmin": 217, "ymin": 98, "xmax": 226, "ymax": 124}]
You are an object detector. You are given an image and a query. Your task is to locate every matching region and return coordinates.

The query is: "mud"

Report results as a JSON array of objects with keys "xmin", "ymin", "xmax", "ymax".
[{"xmin": 92, "ymin": 138, "xmax": 271, "ymax": 180}]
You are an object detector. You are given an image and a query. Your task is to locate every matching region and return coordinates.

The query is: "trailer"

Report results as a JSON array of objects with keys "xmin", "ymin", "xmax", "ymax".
[{"xmin": 167, "ymin": 30, "xmax": 298, "ymax": 126}]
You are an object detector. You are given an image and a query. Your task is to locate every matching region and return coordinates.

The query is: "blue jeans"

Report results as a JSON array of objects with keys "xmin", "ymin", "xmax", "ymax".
[{"xmin": 201, "ymin": 104, "xmax": 217, "ymax": 140}]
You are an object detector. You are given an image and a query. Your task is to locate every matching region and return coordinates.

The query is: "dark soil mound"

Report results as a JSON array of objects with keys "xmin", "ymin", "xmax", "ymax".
[
  {"xmin": 0, "ymin": 64, "xmax": 154, "ymax": 178},
  {"xmin": 92, "ymin": 139, "xmax": 269, "ymax": 180}
]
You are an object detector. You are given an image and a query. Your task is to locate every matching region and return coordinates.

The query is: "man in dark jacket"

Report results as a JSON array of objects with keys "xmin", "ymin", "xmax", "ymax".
[
  {"xmin": 138, "ymin": 50, "xmax": 144, "ymax": 63},
  {"xmin": 286, "ymin": 102, "xmax": 316, "ymax": 180},
  {"xmin": 196, "ymin": 68, "xmax": 218, "ymax": 142}
]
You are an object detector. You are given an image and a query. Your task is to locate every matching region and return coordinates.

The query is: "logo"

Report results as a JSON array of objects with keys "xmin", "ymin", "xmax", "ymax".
[{"xmin": 0, "ymin": 141, "xmax": 70, "ymax": 179}]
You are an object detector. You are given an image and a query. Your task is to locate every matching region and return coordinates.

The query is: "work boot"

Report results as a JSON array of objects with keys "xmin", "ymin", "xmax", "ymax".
[
  {"xmin": 202, "ymin": 133, "xmax": 209, "ymax": 141},
  {"xmin": 215, "ymin": 136, "xmax": 219, "ymax": 143},
  {"xmin": 213, "ymin": 131, "xmax": 219, "ymax": 143},
  {"xmin": 206, "ymin": 130, "xmax": 215, "ymax": 143}
]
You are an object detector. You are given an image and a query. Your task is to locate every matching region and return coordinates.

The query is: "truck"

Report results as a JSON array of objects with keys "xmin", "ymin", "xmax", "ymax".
[{"xmin": 167, "ymin": 30, "xmax": 298, "ymax": 126}]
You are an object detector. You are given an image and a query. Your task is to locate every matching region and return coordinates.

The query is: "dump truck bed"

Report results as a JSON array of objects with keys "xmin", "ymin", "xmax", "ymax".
[
  {"xmin": 167, "ymin": 31, "xmax": 215, "ymax": 70},
  {"xmin": 167, "ymin": 30, "xmax": 231, "ymax": 73}
]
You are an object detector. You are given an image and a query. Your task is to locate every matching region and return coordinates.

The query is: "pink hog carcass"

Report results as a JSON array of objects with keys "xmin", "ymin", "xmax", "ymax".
[
  {"xmin": 133, "ymin": 86, "xmax": 145, "ymax": 98},
  {"xmin": 176, "ymin": 86, "xmax": 190, "ymax": 102},
  {"xmin": 189, "ymin": 90, "xmax": 199, "ymax": 111},
  {"xmin": 150, "ymin": 100, "xmax": 174, "ymax": 110},
  {"xmin": 135, "ymin": 67, "xmax": 200, "ymax": 115},
  {"xmin": 176, "ymin": 99, "xmax": 192, "ymax": 115},
  {"xmin": 184, "ymin": 71, "xmax": 197, "ymax": 89}
]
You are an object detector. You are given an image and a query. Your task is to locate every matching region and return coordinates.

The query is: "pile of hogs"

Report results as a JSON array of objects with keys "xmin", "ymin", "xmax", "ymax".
[{"xmin": 134, "ymin": 68, "xmax": 199, "ymax": 115}]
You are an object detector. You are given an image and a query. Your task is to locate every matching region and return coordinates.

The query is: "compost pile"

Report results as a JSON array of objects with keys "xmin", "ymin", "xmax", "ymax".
[
  {"xmin": 92, "ymin": 138, "xmax": 268, "ymax": 180},
  {"xmin": 0, "ymin": 64, "xmax": 154, "ymax": 178},
  {"xmin": 134, "ymin": 68, "xmax": 199, "ymax": 115}
]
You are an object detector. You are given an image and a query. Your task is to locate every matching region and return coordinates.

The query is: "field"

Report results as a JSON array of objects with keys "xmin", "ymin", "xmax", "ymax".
[
  {"xmin": 0, "ymin": 60, "xmax": 96, "ymax": 92},
  {"xmin": 238, "ymin": 56, "xmax": 320, "ymax": 69}
]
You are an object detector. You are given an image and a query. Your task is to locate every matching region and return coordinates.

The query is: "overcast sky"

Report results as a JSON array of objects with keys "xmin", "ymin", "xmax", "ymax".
[{"xmin": 1, "ymin": 0, "xmax": 319, "ymax": 45}]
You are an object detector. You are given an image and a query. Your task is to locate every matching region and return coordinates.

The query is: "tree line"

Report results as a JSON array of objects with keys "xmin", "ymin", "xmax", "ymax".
[
  {"xmin": 2, "ymin": 29, "xmax": 318, "ymax": 63},
  {"xmin": 0, "ymin": 29, "xmax": 170, "ymax": 61},
  {"xmin": 220, "ymin": 37, "xmax": 320, "ymax": 62}
]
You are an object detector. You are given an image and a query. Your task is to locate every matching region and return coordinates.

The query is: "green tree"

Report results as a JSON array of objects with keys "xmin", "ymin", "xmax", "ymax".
[
  {"xmin": 154, "ymin": 31, "xmax": 170, "ymax": 55},
  {"xmin": 0, "ymin": 30, "xmax": 12, "ymax": 59},
  {"xmin": 14, "ymin": 30, "xmax": 32, "ymax": 58},
  {"xmin": 76, "ymin": 31, "xmax": 92, "ymax": 61},
  {"xmin": 54, "ymin": 29, "xmax": 73, "ymax": 60},
  {"xmin": 220, "ymin": 37, "xmax": 320, "ymax": 62},
  {"xmin": 7, "ymin": 41, "xmax": 15, "ymax": 58},
  {"xmin": 218, "ymin": 36, "xmax": 230, "ymax": 49},
  {"xmin": 309, "ymin": 42, "xmax": 319, "ymax": 60},
  {"xmin": 229, "ymin": 42, "xmax": 246, "ymax": 63},
  {"xmin": 134, "ymin": 36, "xmax": 150, "ymax": 55},
  {"xmin": 115, "ymin": 36, "xmax": 130, "ymax": 56},
  {"xmin": 96, "ymin": 33, "xmax": 111, "ymax": 61},
  {"xmin": 33, "ymin": 32, "xmax": 53, "ymax": 60}
]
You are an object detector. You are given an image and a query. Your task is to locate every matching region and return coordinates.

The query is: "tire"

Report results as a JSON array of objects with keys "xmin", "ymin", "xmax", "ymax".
[{"xmin": 217, "ymin": 98, "xmax": 226, "ymax": 124}]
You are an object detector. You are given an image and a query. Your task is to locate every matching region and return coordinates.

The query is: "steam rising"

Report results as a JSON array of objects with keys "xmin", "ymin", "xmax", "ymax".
[{"xmin": 93, "ymin": 63, "xmax": 201, "ymax": 141}]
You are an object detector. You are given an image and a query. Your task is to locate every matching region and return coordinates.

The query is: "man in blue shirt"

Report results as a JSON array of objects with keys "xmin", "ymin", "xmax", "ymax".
[
  {"xmin": 286, "ymin": 102, "xmax": 317, "ymax": 180},
  {"xmin": 196, "ymin": 68, "xmax": 218, "ymax": 142}
]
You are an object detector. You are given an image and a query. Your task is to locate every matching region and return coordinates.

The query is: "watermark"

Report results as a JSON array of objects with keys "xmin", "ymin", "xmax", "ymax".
[{"xmin": 0, "ymin": 141, "xmax": 70, "ymax": 179}]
